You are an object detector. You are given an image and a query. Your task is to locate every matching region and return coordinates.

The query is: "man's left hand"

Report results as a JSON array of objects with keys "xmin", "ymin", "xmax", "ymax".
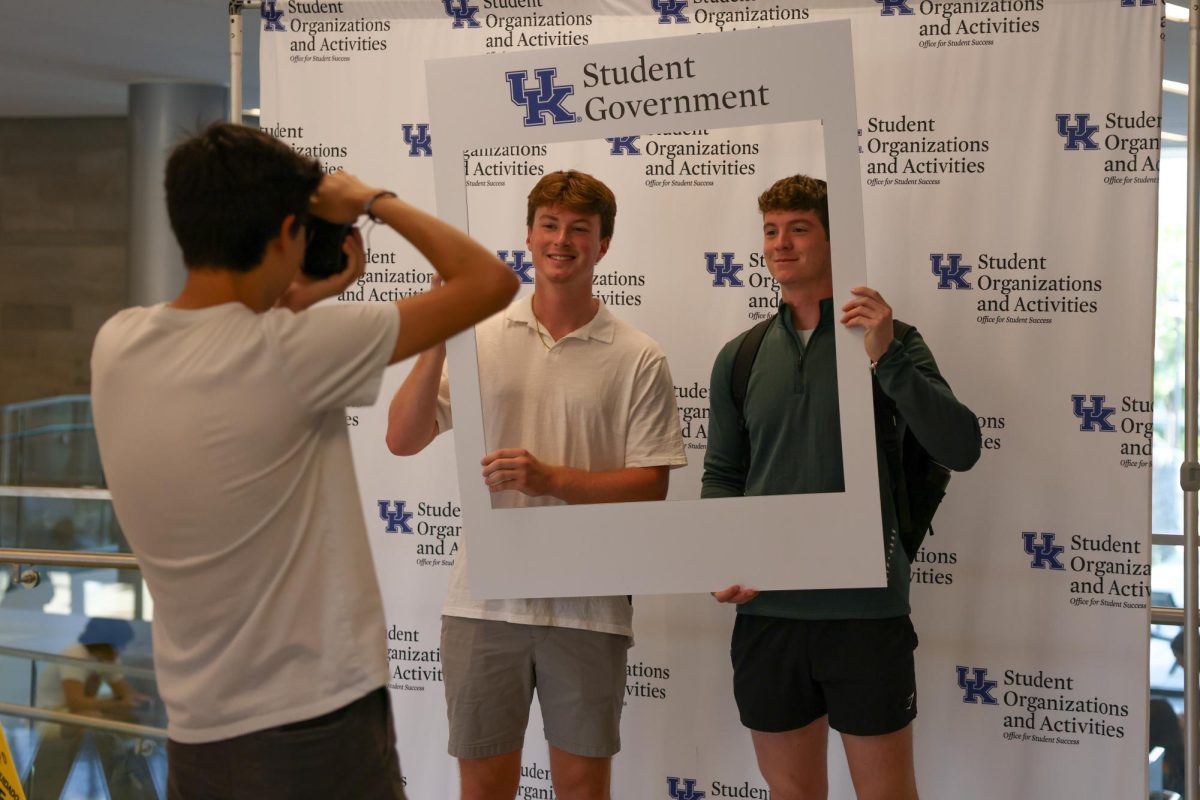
[
  {"xmin": 712, "ymin": 585, "xmax": 760, "ymax": 604},
  {"xmin": 841, "ymin": 286, "xmax": 894, "ymax": 363},
  {"xmin": 481, "ymin": 448, "xmax": 559, "ymax": 497}
]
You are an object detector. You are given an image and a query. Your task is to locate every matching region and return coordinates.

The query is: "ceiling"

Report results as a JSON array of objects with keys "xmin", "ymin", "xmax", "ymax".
[
  {"xmin": 0, "ymin": 2, "xmax": 1186, "ymax": 143},
  {"xmin": 0, "ymin": 0, "xmax": 258, "ymax": 117}
]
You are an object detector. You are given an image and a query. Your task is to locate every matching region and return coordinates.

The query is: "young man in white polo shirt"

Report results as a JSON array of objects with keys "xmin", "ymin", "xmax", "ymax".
[{"xmin": 387, "ymin": 170, "xmax": 686, "ymax": 800}]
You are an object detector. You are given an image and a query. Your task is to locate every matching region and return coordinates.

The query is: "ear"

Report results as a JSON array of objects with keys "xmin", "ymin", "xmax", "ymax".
[
  {"xmin": 267, "ymin": 214, "xmax": 297, "ymax": 248},
  {"xmin": 525, "ymin": 228, "xmax": 532, "ymax": 250},
  {"xmin": 273, "ymin": 214, "xmax": 302, "ymax": 251},
  {"xmin": 596, "ymin": 236, "xmax": 611, "ymax": 262}
]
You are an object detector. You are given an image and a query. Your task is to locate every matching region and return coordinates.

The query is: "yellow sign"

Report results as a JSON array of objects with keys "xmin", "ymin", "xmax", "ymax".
[{"xmin": 0, "ymin": 726, "xmax": 26, "ymax": 800}]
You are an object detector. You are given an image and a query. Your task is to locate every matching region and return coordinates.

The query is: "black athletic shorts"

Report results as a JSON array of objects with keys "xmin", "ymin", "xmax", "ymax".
[{"xmin": 731, "ymin": 614, "xmax": 918, "ymax": 737}]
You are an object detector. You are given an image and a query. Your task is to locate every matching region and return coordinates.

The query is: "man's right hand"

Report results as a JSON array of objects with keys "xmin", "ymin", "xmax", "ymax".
[
  {"xmin": 309, "ymin": 170, "xmax": 378, "ymax": 223},
  {"xmin": 277, "ymin": 227, "xmax": 366, "ymax": 311},
  {"xmin": 712, "ymin": 585, "xmax": 760, "ymax": 604}
]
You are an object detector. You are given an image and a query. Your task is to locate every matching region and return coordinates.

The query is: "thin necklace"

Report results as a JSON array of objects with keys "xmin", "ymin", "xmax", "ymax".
[{"xmin": 531, "ymin": 301, "xmax": 553, "ymax": 350}]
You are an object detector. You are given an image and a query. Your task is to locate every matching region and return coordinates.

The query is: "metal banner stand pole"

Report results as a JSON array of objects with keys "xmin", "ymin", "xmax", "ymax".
[
  {"xmin": 228, "ymin": 2, "xmax": 261, "ymax": 124},
  {"xmin": 1184, "ymin": 3, "xmax": 1200, "ymax": 798}
]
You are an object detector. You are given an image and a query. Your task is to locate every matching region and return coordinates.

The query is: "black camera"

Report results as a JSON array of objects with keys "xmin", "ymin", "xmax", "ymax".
[{"xmin": 302, "ymin": 216, "xmax": 353, "ymax": 278}]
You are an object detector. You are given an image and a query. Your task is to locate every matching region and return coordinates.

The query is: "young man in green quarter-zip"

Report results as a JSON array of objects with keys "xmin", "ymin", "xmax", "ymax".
[{"xmin": 702, "ymin": 175, "xmax": 981, "ymax": 800}]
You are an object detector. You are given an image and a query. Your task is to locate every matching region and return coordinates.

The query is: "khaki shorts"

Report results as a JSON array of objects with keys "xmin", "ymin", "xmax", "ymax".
[{"xmin": 441, "ymin": 615, "xmax": 630, "ymax": 759}]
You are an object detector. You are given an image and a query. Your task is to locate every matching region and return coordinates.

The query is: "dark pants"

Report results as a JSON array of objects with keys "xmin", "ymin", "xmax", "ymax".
[{"xmin": 166, "ymin": 688, "xmax": 407, "ymax": 800}]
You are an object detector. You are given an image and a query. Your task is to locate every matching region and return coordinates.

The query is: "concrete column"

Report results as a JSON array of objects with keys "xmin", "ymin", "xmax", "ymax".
[{"xmin": 127, "ymin": 83, "xmax": 228, "ymax": 306}]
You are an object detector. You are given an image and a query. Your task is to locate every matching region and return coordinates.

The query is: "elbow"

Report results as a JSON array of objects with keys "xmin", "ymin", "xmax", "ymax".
[
  {"xmin": 947, "ymin": 448, "xmax": 981, "ymax": 473},
  {"xmin": 486, "ymin": 263, "xmax": 520, "ymax": 313},
  {"xmin": 650, "ymin": 472, "xmax": 669, "ymax": 501},
  {"xmin": 944, "ymin": 426, "xmax": 983, "ymax": 472},
  {"xmin": 385, "ymin": 429, "xmax": 423, "ymax": 457},
  {"xmin": 386, "ymin": 420, "xmax": 439, "ymax": 457}
]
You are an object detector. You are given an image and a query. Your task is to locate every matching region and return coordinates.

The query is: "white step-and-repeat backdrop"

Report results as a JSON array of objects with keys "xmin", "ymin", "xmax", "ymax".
[{"xmin": 261, "ymin": 0, "xmax": 1160, "ymax": 796}]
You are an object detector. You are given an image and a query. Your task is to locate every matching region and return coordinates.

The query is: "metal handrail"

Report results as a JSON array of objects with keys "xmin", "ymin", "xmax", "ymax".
[
  {"xmin": 0, "ymin": 486, "xmax": 110, "ymax": 500},
  {"xmin": 0, "ymin": 549, "xmax": 138, "ymax": 570},
  {"xmin": 1153, "ymin": 607, "xmax": 1190, "ymax": 626},
  {"xmin": 0, "ymin": 702, "xmax": 166, "ymax": 740},
  {"xmin": 0, "ymin": 645, "xmax": 157, "ymax": 682}
]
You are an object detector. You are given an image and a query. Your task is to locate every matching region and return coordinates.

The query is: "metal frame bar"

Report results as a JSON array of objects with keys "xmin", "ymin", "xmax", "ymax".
[{"xmin": 0, "ymin": 702, "xmax": 165, "ymax": 740}]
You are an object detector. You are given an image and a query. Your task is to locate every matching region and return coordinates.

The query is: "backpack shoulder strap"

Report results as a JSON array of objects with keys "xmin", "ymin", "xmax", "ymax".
[{"xmin": 730, "ymin": 317, "xmax": 774, "ymax": 431}]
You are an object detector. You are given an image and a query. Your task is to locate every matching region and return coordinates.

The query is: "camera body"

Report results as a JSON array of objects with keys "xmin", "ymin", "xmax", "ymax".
[{"xmin": 303, "ymin": 216, "xmax": 353, "ymax": 278}]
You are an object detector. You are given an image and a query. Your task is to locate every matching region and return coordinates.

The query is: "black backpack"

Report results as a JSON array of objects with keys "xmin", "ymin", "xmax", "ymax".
[{"xmin": 729, "ymin": 317, "xmax": 950, "ymax": 561}]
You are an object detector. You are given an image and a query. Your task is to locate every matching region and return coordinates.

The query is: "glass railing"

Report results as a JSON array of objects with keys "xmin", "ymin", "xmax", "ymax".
[
  {"xmin": 0, "ymin": 396, "xmax": 128, "ymax": 555},
  {"xmin": 0, "ymin": 632, "xmax": 165, "ymax": 800},
  {"xmin": 0, "ymin": 395, "xmax": 159, "ymax": 798},
  {"xmin": 0, "ymin": 397, "xmax": 103, "ymax": 489},
  {"xmin": 2, "ymin": 711, "xmax": 165, "ymax": 800}
]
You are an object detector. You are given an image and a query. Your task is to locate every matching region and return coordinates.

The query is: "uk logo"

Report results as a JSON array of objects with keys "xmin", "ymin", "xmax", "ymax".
[
  {"xmin": 930, "ymin": 253, "xmax": 972, "ymax": 290},
  {"xmin": 1022, "ymin": 532, "xmax": 1066, "ymax": 571},
  {"xmin": 1056, "ymin": 114, "xmax": 1100, "ymax": 151},
  {"xmin": 875, "ymin": 0, "xmax": 915, "ymax": 15},
  {"xmin": 261, "ymin": 1, "xmax": 285, "ymax": 32},
  {"xmin": 1119, "ymin": 0, "xmax": 1156, "ymax": 5},
  {"xmin": 956, "ymin": 666, "xmax": 999, "ymax": 705},
  {"xmin": 379, "ymin": 500, "xmax": 414, "ymax": 534},
  {"xmin": 667, "ymin": 777, "xmax": 706, "ymax": 800},
  {"xmin": 606, "ymin": 136, "xmax": 642, "ymax": 156},
  {"xmin": 506, "ymin": 69, "xmax": 578, "ymax": 127},
  {"xmin": 705, "ymin": 252, "xmax": 744, "ymax": 287},
  {"xmin": 1071, "ymin": 394, "xmax": 1116, "ymax": 432},
  {"xmin": 652, "ymin": 0, "xmax": 690, "ymax": 23},
  {"xmin": 443, "ymin": 0, "xmax": 482, "ymax": 28},
  {"xmin": 402, "ymin": 124, "xmax": 433, "ymax": 157},
  {"xmin": 497, "ymin": 250, "xmax": 534, "ymax": 284}
]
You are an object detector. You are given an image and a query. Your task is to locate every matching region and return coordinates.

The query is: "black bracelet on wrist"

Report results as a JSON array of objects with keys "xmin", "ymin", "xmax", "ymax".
[{"xmin": 364, "ymin": 190, "xmax": 398, "ymax": 223}]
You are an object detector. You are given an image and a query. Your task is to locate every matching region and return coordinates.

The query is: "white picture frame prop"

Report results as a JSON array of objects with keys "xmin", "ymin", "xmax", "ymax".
[{"xmin": 427, "ymin": 21, "xmax": 884, "ymax": 598}]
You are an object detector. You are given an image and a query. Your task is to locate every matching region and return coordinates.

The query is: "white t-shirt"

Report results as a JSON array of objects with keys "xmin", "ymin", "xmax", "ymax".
[
  {"xmin": 36, "ymin": 643, "xmax": 123, "ymax": 713},
  {"xmin": 91, "ymin": 301, "xmax": 399, "ymax": 743},
  {"xmin": 436, "ymin": 297, "xmax": 687, "ymax": 637}
]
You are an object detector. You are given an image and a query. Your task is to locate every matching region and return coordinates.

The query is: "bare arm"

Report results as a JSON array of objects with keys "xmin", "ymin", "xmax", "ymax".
[
  {"xmin": 480, "ymin": 450, "xmax": 669, "ymax": 504},
  {"xmin": 62, "ymin": 679, "xmax": 133, "ymax": 718},
  {"xmin": 386, "ymin": 342, "xmax": 444, "ymax": 456},
  {"xmin": 310, "ymin": 172, "xmax": 518, "ymax": 363}
]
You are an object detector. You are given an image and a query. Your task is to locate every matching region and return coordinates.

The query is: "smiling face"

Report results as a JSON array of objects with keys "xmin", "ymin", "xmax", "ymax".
[
  {"xmin": 761, "ymin": 208, "xmax": 832, "ymax": 291},
  {"xmin": 526, "ymin": 204, "xmax": 610, "ymax": 288}
]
